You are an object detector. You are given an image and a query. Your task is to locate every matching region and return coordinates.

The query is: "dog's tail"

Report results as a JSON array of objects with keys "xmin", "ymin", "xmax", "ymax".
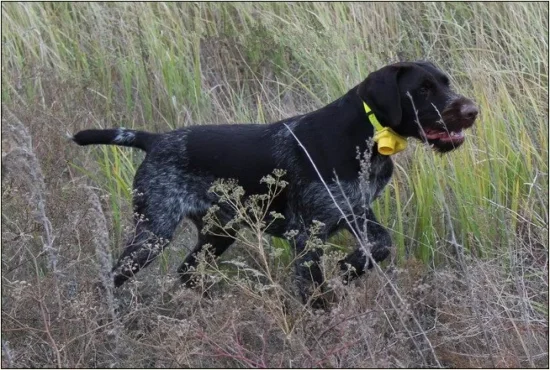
[{"xmin": 72, "ymin": 128, "xmax": 158, "ymax": 152}]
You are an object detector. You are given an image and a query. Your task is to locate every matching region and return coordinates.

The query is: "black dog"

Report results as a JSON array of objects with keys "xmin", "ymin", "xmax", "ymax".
[{"xmin": 73, "ymin": 61, "xmax": 477, "ymax": 307}]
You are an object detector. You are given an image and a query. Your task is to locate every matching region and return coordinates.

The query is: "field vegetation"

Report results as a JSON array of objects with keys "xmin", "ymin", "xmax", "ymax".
[{"xmin": 1, "ymin": 2, "xmax": 548, "ymax": 367}]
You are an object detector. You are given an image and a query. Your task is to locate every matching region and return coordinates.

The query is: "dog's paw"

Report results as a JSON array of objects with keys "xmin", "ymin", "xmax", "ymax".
[
  {"xmin": 338, "ymin": 260, "xmax": 360, "ymax": 285},
  {"xmin": 308, "ymin": 284, "xmax": 339, "ymax": 312},
  {"xmin": 310, "ymin": 296, "xmax": 330, "ymax": 311},
  {"xmin": 180, "ymin": 271, "xmax": 199, "ymax": 288}
]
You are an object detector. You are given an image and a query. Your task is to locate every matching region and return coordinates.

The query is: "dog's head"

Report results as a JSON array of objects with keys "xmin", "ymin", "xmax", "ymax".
[{"xmin": 357, "ymin": 61, "xmax": 478, "ymax": 153}]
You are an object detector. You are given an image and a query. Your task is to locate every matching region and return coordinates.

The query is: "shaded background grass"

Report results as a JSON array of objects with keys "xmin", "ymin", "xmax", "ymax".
[{"xmin": 1, "ymin": 2, "xmax": 548, "ymax": 368}]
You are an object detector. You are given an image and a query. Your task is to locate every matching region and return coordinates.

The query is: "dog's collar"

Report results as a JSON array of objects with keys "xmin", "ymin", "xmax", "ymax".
[{"xmin": 362, "ymin": 101, "xmax": 407, "ymax": 155}]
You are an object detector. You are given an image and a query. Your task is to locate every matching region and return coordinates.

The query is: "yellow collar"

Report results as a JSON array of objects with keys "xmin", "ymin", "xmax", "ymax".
[{"xmin": 363, "ymin": 101, "xmax": 407, "ymax": 155}]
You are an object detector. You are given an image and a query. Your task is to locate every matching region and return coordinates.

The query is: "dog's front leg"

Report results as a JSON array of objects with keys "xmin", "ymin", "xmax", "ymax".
[{"xmin": 338, "ymin": 208, "xmax": 392, "ymax": 284}]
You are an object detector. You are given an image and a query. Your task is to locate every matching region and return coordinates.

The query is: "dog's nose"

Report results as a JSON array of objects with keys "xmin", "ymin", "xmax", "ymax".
[{"xmin": 461, "ymin": 103, "xmax": 479, "ymax": 121}]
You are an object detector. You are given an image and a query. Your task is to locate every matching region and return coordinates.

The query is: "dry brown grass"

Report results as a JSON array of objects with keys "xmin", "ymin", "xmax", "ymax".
[
  {"xmin": 2, "ymin": 85, "xmax": 547, "ymax": 367},
  {"xmin": 2, "ymin": 2, "xmax": 548, "ymax": 368}
]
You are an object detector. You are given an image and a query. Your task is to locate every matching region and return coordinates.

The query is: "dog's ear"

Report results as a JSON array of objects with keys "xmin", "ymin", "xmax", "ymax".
[
  {"xmin": 357, "ymin": 64, "xmax": 410, "ymax": 128},
  {"xmin": 414, "ymin": 60, "xmax": 438, "ymax": 70}
]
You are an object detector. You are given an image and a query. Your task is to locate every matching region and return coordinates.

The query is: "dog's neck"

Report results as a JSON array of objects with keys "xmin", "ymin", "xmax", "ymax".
[
  {"xmin": 323, "ymin": 86, "xmax": 406, "ymax": 156},
  {"xmin": 301, "ymin": 86, "xmax": 373, "ymax": 130},
  {"xmin": 305, "ymin": 87, "xmax": 378, "ymax": 137},
  {"xmin": 286, "ymin": 87, "xmax": 393, "ymax": 173}
]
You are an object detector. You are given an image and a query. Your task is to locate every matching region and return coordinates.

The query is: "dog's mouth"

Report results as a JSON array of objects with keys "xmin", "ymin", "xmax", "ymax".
[
  {"xmin": 417, "ymin": 125, "xmax": 470, "ymax": 153},
  {"xmin": 416, "ymin": 98, "xmax": 478, "ymax": 152},
  {"xmin": 423, "ymin": 127, "xmax": 466, "ymax": 145}
]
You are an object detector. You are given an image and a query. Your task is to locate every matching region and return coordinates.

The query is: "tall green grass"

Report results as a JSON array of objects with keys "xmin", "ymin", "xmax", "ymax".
[{"xmin": 3, "ymin": 2, "xmax": 547, "ymax": 264}]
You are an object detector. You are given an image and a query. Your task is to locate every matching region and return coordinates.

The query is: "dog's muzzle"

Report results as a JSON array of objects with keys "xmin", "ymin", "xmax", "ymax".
[{"xmin": 422, "ymin": 95, "xmax": 478, "ymax": 151}]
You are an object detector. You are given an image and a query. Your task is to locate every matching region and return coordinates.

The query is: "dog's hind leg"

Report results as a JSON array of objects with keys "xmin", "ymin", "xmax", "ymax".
[
  {"xmin": 112, "ymin": 179, "xmax": 186, "ymax": 287},
  {"xmin": 338, "ymin": 208, "xmax": 392, "ymax": 283},
  {"xmin": 177, "ymin": 215, "xmax": 236, "ymax": 288},
  {"xmin": 112, "ymin": 221, "xmax": 178, "ymax": 287}
]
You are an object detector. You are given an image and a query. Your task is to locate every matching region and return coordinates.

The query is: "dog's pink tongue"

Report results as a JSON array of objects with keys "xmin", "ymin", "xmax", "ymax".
[
  {"xmin": 425, "ymin": 130, "xmax": 447, "ymax": 139},
  {"xmin": 424, "ymin": 129, "xmax": 464, "ymax": 141}
]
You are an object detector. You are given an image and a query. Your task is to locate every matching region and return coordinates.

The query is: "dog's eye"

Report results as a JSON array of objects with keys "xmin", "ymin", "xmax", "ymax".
[
  {"xmin": 441, "ymin": 76, "xmax": 450, "ymax": 86},
  {"xmin": 419, "ymin": 81, "xmax": 434, "ymax": 95}
]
